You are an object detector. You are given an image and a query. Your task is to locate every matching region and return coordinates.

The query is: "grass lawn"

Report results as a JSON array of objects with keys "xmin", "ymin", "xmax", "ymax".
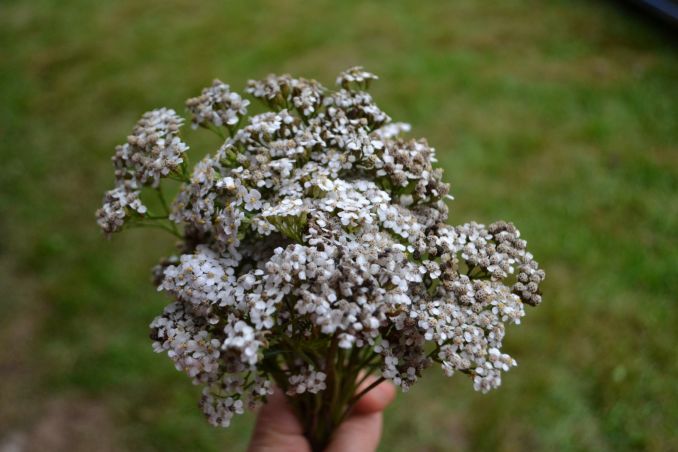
[{"xmin": 1, "ymin": 0, "xmax": 677, "ymax": 450}]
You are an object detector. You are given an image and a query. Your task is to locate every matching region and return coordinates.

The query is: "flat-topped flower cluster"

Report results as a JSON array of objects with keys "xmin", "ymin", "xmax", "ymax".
[{"xmin": 97, "ymin": 67, "xmax": 544, "ymax": 434}]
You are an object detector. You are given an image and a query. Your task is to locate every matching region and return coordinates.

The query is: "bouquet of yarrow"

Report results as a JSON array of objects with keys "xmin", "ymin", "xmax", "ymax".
[{"xmin": 97, "ymin": 67, "xmax": 544, "ymax": 450}]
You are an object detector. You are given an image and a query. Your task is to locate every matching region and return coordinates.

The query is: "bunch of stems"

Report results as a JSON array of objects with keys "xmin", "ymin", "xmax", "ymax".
[{"xmin": 261, "ymin": 334, "xmax": 384, "ymax": 451}]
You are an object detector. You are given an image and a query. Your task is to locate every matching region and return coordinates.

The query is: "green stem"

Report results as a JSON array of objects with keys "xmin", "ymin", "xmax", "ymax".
[
  {"xmin": 129, "ymin": 221, "xmax": 182, "ymax": 238},
  {"xmin": 156, "ymin": 187, "xmax": 171, "ymax": 215},
  {"xmin": 335, "ymin": 376, "xmax": 387, "ymax": 427},
  {"xmin": 204, "ymin": 123, "xmax": 225, "ymax": 140},
  {"xmin": 154, "ymin": 187, "xmax": 181, "ymax": 236}
]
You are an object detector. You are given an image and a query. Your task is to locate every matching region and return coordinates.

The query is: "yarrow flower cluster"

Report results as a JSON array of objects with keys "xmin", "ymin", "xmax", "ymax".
[{"xmin": 97, "ymin": 67, "xmax": 544, "ymax": 449}]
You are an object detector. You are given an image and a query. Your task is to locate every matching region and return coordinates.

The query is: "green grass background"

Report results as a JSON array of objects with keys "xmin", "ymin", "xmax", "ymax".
[{"xmin": 1, "ymin": 0, "xmax": 677, "ymax": 450}]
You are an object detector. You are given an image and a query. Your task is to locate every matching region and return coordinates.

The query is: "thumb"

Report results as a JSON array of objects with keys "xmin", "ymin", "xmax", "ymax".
[
  {"xmin": 325, "ymin": 378, "xmax": 396, "ymax": 452},
  {"xmin": 247, "ymin": 388, "xmax": 311, "ymax": 452}
]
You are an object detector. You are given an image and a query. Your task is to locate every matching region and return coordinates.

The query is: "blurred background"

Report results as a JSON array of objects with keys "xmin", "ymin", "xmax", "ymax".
[{"xmin": 1, "ymin": 0, "xmax": 677, "ymax": 450}]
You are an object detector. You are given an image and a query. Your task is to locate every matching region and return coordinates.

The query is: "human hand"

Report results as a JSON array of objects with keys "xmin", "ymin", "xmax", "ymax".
[{"xmin": 247, "ymin": 377, "xmax": 396, "ymax": 452}]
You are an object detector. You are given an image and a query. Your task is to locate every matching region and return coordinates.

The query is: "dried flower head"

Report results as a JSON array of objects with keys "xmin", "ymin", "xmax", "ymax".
[
  {"xmin": 97, "ymin": 68, "xmax": 544, "ymax": 448},
  {"xmin": 186, "ymin": 80, "xmax": 250, "ymax": 130},
  {"xmin": 112, "ymin": 108, "xmax": 189, "ymax": 188}
]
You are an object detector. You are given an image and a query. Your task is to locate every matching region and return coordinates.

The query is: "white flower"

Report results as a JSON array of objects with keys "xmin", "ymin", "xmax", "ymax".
[
  {"xmin": 186, "ymin": 80, "xmax": 249, "ymax": 129},
  {"xmin": 336, "ymin": 66, "xmax": 379, "ymax": 88},
  {"xmin": 112, "ymin": 108, "xmax": 189, "ymax": 188},
  {"xmin": 98, "ymin": 67, "xmax": 544, "ymax": 430},
  {"xmin": 244, "ymin": 188, "xmax": 262, "ymax": 211},
  {"xmin": 96, "ymin": 187, "xmax": 148, "ymax": 234}
]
